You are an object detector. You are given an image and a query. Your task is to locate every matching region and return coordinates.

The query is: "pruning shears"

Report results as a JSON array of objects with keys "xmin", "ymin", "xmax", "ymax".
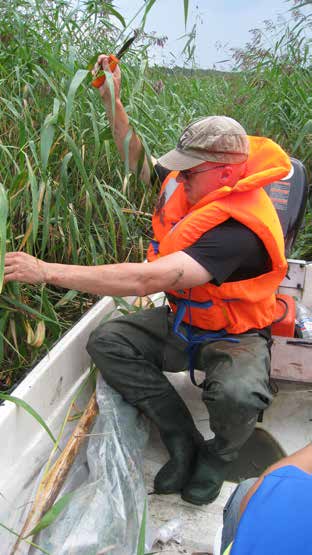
[{"xmin": 91, "ymin": 33, "xmax": 137, "ymax": 88}]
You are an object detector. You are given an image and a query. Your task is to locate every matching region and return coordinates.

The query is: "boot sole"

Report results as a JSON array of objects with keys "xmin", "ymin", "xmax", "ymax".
[
  {"xmin": 153, "ymin": 487, "xmax": 181, "ymax": 495},
  {"xmin": 181, "ymin": 489, "xmax": 221, "ymax": 506}
]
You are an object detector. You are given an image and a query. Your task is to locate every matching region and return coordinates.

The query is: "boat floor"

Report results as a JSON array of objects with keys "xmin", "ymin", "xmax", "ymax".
[{"xmin": 143, "ymin": 372, "xmax": 312, "ymax": 554}]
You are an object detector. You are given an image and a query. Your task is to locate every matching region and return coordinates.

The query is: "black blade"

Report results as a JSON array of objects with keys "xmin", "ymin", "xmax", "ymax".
[{"xmin": 116, "ymin": 33, "xmax": 137, "ymax": 59}]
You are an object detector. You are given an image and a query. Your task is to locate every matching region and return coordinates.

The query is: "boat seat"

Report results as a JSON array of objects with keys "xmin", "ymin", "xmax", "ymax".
[
  {"xmin": 264, "ymin": 157, "xmax": 308, "ymax": 257},
  {"xmin": 265, "ymin": 158, "xmax": 309, "ymax": 337}
]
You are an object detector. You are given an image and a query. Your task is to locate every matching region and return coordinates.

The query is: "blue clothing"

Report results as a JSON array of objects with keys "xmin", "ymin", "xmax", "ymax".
[
  {"xmin": 221, "ymin": 478, "xmax": 258, "ymax": 554},
  {"xmin": 229, "ymin": 465, "xmax": 312, "ymax": 554}
]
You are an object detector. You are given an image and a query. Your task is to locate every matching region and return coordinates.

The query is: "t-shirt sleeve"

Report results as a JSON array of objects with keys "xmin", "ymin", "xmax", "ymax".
[
  {"xmin": 150, "ymin": 162, "xmax": 171, "ymax": 187},
  {"xmin": 183, "ymin": 220, "xmax": 270, "ymax": 285}
]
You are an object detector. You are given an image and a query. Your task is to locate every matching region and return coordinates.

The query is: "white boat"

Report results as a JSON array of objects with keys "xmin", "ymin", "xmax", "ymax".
[
  {"xmin": 1, "ymin": 158, "xmax": 312, "ymax": 554},
  {"xmin": 1, "ymin": 257, "xmax": 312, "ymax": 555}
]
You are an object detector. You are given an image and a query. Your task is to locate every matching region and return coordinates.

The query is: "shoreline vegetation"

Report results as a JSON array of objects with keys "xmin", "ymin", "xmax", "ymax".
[{"xmin": 0, "ymin": 0, "xmax": 311, "ymax": 390}]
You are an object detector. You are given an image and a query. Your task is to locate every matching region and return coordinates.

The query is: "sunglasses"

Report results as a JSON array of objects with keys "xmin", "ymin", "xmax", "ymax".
[{"xmin": 180, "ymin": 164, "xmax": 226, "ymax": 179}]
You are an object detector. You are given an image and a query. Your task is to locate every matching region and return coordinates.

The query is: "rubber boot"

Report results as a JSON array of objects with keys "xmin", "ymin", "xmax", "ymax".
[
  {"xmin": 138, "ymin": 391, "xmax": 204, "ymax": 494},
  {"xmin": 181, "ymin": 443, "xmax": 231, "ymax": 505}
]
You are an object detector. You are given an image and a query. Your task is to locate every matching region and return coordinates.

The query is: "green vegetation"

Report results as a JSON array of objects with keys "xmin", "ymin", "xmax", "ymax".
[{"xmin": 0, "ymin": 0, "xmax": 311, "ymax": 389}]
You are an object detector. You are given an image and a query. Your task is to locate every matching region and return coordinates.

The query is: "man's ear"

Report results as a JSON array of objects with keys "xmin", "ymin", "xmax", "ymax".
[{"xmin": 219, "ymin": 165, "xmax": 233, "ymax": 185}]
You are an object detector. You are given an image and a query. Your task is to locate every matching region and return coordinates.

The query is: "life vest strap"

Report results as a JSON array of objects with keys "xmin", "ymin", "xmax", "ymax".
[
  {"xmin": 170, "ymin": 296, "xmax": 240, "ymax": 387},
  {"xmin": 149, "ymin": 239, "xmax": 160, "ymax": 255}
]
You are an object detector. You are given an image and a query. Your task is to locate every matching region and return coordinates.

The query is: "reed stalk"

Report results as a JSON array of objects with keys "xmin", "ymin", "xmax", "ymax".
[{"xmin": 10, "ymin": 391, "xmax": 98, "ymax": 554}]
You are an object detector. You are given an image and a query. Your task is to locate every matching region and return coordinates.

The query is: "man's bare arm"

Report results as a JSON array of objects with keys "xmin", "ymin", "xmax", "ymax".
[
  {"xmin": 95, "ymin": 56, "xmax": 152, "ymax": 184},
  {"xmin": 4, "ymin": 251, "xmax": 212, "ymax": 296}
]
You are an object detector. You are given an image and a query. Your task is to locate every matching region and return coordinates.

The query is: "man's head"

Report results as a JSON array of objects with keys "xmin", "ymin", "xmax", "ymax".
[{"xmin": 157, "ymin": 115, "xmax": 249, "ymax": 205}]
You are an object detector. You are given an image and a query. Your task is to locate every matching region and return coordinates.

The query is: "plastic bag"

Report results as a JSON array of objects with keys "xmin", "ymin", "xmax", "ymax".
[
  {"xmin": 152, "ymin": 517, "xmax": 182, "ymax": 545},
  {"xmin": 6, "ymin": 374, "xmax": 150, "ymax": 555}
]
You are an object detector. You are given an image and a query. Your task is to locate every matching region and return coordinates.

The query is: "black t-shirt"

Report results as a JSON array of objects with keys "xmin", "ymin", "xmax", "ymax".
[
  {"xmin": 152, "ymin": 163, "xmax": 272, "ymax": 285},
  {"xmin": 184, "ymin": 219, "xmax": 271, "ymax": 285}
]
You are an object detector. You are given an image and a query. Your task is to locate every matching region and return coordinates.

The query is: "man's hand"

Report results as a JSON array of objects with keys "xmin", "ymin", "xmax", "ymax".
[
  {"xmin": 92, "ymin": 53, "xmax": 151, "ymax": 185},
  {"xmin": 92, "ymin": 55, "xmax": 121, "ymax": 104},
  {"xmin": 4, "ymin": 252, "xmax": 48, "ymax": 285}
]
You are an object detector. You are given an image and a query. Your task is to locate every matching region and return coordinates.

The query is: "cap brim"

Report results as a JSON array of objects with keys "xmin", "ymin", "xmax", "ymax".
[
  {"xmin": 157, "ymin": 147, "xmax": 246, "ymax": 170},
  {"xmin": 157, "ymin": 148, "xmax": 207, "ymax": 170}
]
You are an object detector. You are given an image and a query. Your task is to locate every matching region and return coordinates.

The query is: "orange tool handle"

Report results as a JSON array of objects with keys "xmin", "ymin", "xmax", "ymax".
[{"xmin": 92, "ymin": 54, "xmax": 120, "ymax": 88}]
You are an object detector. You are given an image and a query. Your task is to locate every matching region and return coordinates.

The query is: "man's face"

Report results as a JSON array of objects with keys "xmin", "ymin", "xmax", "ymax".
[{"xmin": 176, "ymin": 161, "xmax": 233, "ymax": 206}]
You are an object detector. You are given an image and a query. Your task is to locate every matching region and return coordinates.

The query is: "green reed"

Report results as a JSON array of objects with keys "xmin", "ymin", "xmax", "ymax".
[{"xmin": 0, "ymin": 0, "xmax": 311, "ymax": 389}]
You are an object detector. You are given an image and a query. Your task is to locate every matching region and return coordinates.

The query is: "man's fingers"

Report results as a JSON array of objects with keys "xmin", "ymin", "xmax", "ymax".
[
  {"xmin": 92, "ymin": 62, "xmax": 99, "ymax": 77},
  {"xmin": 4, "ymin": 265, "xmax": 14, "ymax": 275},
  {"xmin": 3, "ymin": 251, "xmax": 45, "ymax": 285},
  {"xmin": 3, "ymin": 261, "xmax": 16, "ymax": 284},
  {"xmin": 4, "ymin": 251, "xmax": 16, "ymax": 261},
  {"xmin": 4, "ymin": 253, "xmax": 18, "ymax": 281},
  {"xmin": 96, "ymin": 55, "xmax": 110, "ymax": 70},
  {"xmin": 92, "ymin": 55, "xmax": 112, "ymax": 81}
]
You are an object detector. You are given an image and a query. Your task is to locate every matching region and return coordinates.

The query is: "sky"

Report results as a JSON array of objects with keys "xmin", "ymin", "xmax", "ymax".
[{"xmin": 114, "ymin": 0, "xmax": 293, "ymax": 69}]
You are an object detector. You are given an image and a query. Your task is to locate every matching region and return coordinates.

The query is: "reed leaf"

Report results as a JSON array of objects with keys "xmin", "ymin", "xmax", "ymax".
[
  {"xmin": 87, "ymin": 100, "xmax": 100, "ymax": 169},
  {"xmin": 40, "ymin": 99, "xmax": 60, "ymax": 175},
  {"xmin": 0, "ymin": 294, "xmax": 63, "ymax": 327},
  {"xmin": 0, "ymin": 393, "xmax": 57, "ymax": 445},
  {"xmin": 0, "ymin": 310, "xmax": 9, "ymax": 365},
  {"xmin": 122, "ymin": 128, "xmax": 133, "ymax": 193},
  {"xmin": 65, "ymin": 69, "xmax": 89, "ymax": 133},
  {"xmin": 293, "ymin": 119, "xmax": 312, "ymax": 152},
  {"xmin": 54, "ymin": 289, "xmax": 78, "ymax": 308},
  {"xmin": 27, "ymin": 140, "xmax": 39, "ymax": 166},
  {"xmin": 24, "ymin": 153, "xmax": 39, "ymax": 243},
  {"xmin": 68, "ymin": 205, "xmax": 80, "ymax": 264},
  {"xmin": 30, "ymin": 320, "xmax": 46, "ymax": 349},
  {"xmin": 65, "ymin": 134, "xmax": 91, "ymax": 192},
  {"xmin": 0, "ymin": 183, "xmax": 8, "ymax": 293},
  {"xmin": 105, "ymin": 3, "xmax": 126, "ymax": 28},
  {"xmin": 24, "ymin": 490, "xmax": 76, "ymax": 538},
  {"xmin": 40, "ymin": 287, "xmax": 62, "ymax": 338},
  {"xmin": 184, "ymin": 0, "xmax": 189, "ymax": 27},
  {"xmin": 84, "ymin": 189, "xmax": 92, "ymax": 237},
  {"xmin": 142, "ymin": 0, "xmax": 157, "ymax": 29},
  {"xmin": 41, "ymin": 180, "xmax": 52, "ymax": 258},
  {"xmin": 136, "ymin": 499, "xmax": 147, "ymax": 555},
  {"xmin": 33, "ymin": 65, "xmax": 60, "ymax": 98},
  {"xmin": 0, "ymin": 522, "xmax": 51, "ymax": 555}
]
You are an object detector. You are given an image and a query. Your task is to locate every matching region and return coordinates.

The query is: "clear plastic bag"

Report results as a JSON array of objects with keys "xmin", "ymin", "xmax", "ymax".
[
  {"xmin": 4, "ymin": 374, "xmax": 150, "ymax": 555},
  {"xmin": 152, "ymin": 517, "xmax": 182, "ymax": 545}
]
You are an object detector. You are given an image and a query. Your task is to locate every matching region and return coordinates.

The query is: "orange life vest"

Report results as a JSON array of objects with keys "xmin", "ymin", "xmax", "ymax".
[{"xmin": 147, "ymin": 136, "xmax": 291, "ymax": 334}]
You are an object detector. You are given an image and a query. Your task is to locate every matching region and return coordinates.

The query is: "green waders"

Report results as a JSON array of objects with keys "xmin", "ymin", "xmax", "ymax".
[{"xmin": 87, "ymin": 306, "xmax": 272, "ymax": 504}]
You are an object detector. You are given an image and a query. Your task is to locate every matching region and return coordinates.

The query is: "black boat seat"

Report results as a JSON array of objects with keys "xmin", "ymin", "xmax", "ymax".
[
  {"xmin": 264, "ymin": 157, "xmax": 309, "ymax": 257},
  {"xmin": 265, "ymin": 158, "xmax": 309, "ymax": 337}
]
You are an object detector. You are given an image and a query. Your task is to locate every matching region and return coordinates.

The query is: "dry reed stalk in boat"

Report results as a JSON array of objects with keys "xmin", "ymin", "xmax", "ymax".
[{"xmin": 10, "ymin": 391, "xmax": 98, "ymax": 554}]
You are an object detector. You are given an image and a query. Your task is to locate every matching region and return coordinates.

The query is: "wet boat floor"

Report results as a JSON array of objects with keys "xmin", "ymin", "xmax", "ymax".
[{"xmin": 143, "ymin": 372, "xmax": 312, "ymax": 554}]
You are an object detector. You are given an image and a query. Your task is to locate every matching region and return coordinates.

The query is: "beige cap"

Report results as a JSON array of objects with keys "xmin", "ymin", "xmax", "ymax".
[{"xmin": 157, "ymin": 116, "xmax": 249, "ymax": 170}]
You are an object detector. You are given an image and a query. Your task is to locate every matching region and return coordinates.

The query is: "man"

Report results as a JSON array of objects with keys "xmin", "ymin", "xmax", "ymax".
[
  {"xmin": 4, "ymin": 56, "xmax": 291, "ymax": 505},
  {"xmin": 219, "ymin": 442, "xmax": 312, "ymax": 554}
]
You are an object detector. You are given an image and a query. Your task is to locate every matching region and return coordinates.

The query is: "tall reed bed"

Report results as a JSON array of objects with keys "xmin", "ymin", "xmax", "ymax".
[{"xmin": 0, "ymin": 0, "xmax": 311, "ymax": 389}]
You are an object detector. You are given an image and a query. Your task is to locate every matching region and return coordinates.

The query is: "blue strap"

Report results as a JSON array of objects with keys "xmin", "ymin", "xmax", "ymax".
[
  {"xmin": 172, "ymin": 298, "xmax": 239, "ymax": 387},
  {"xmin": 149, "ymin": 239, "xmax": 160, "ymax": 255}
]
